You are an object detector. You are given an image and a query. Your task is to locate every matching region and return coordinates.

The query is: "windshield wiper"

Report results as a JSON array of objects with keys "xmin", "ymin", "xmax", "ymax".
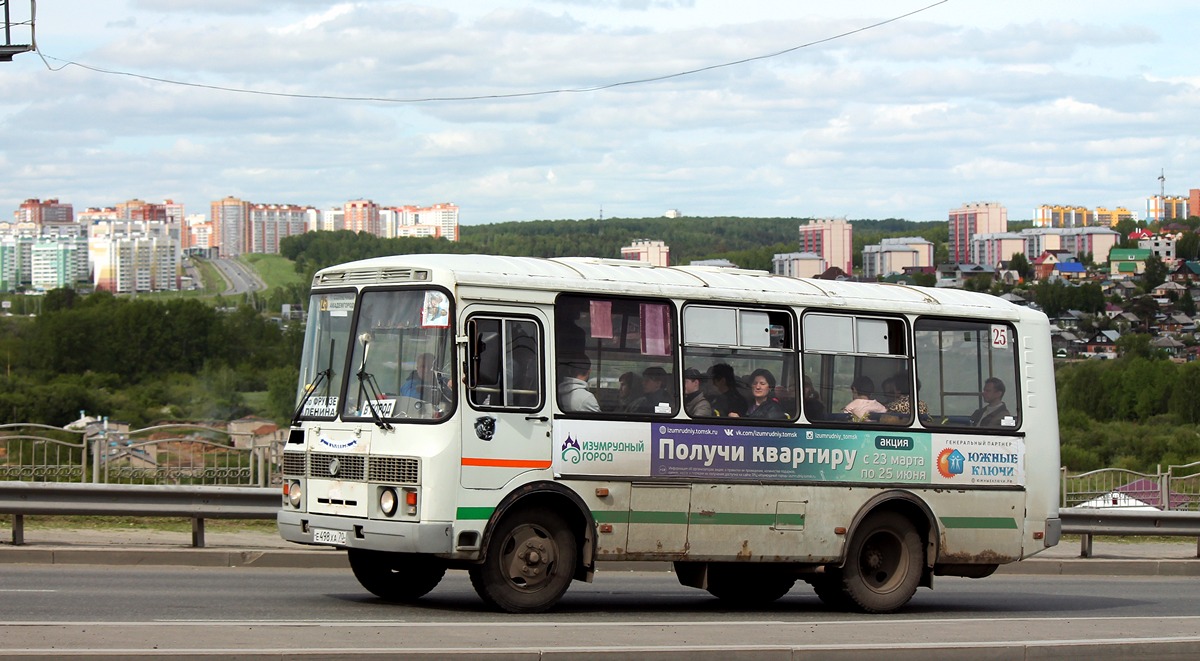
[
  {"xmin": 356, "ymin": 333, "xmax": 393, "ymax": 431},
  {"xmin": 290, "ymin": 367, "xmax": 331, "ymax": 427},
  {"xmin": 291, "ymin": 337, "xmax": 336, "ymax": 427}
]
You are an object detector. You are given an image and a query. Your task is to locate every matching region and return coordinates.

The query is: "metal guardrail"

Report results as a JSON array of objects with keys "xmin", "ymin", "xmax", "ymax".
[
  {"xmin": 1060, "ymin": 507, "xmax": 1200, "ymax": 558},
  {"xmin": 0, "ymin": 481, "xmax": 279, "ymax": 548}
]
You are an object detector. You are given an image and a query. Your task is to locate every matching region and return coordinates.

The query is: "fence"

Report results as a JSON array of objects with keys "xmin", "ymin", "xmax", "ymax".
[
  {"xmin": 0, "ymin": 422, "xmax": 284, "ymax": 487},
  {"xmin": 1061, "ymin": 461, "xmax": 1200, "ymax": 511}
]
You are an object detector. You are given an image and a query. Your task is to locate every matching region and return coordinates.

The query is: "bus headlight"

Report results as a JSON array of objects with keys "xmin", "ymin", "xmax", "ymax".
[
  {"xmin": 379, "ymin": 487, "xmax": 399, "ymax": 517},
  {"xmin": 288, "ymin": 481, "xmax": 303, "ymax": 508}
]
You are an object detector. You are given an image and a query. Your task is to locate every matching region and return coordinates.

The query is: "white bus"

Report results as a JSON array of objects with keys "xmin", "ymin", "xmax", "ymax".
[{"xmin": 279, "ymin": 254, "xmax": 1061, "ymax": 613}]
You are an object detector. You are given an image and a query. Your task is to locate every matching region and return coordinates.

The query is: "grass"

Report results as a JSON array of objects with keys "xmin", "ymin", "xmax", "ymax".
[
  {"xmin": 0, "ymin": 513, "xmax": 277, "ymax": 534},
  {"xmin": 241, "ymin": 254, "xmax": 305, "ymax": 291}
]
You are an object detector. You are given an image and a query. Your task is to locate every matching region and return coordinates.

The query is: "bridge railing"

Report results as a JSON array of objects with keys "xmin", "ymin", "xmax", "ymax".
[{"xmin": 0, "ymin": 422, "xmax": 284, "ymax": 487}]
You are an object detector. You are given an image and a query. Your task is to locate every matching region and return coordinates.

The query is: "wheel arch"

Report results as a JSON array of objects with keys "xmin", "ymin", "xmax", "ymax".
[
  {"xmin": 478, "ymin": 480, "xmax": 596, "ymax": 582},
  {"xmin": 840, "ymin": 490, "xmax": 939, "ymax": 583}
]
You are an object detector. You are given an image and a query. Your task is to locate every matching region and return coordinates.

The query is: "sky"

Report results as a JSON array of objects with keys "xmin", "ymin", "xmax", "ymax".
[{"xmin": 1, "ymin": 1, "xmax": 1198, "ymax": 225}]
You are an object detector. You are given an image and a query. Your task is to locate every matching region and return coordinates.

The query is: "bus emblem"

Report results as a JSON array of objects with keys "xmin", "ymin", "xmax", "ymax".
[
  {"xmin": 328, "ymin": 457, "xmax": 341, "ymax": 477},
  {"xmin": 561, "ymin": 436, "xmax": 582, "ymax": 464},
  {"xmin": 474, "ymin": 416, "xmax": 496, "ymax": 441}
]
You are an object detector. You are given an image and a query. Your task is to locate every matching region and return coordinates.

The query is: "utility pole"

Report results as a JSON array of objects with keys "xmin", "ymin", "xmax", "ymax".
[{"xmin": 1, "ymin": 0, "xmax": 34, "ymax": 62}]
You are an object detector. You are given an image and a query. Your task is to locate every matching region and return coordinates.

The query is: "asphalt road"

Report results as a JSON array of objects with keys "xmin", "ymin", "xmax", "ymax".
[
  {"xmin": 1, "ymin": 566, "xmax": 1198, "ymax": 658},
  {"xmin": 210, "ymin": 257, "xmax": 265, "ymax": 296}
]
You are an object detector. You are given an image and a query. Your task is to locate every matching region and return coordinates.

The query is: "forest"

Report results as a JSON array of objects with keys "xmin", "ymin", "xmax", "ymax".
[
  {"xmin": 0, "ymin": 290, "xmax": 302, "ymax": 427},
  {"xmin": 279, "ymin": 216, "xmax": 950, "ymax": 284}
]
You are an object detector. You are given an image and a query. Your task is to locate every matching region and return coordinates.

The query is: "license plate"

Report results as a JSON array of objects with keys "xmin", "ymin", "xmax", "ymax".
[{"xmin": 312, "ymin": 528, "xmax": 347, "ymax": 545}]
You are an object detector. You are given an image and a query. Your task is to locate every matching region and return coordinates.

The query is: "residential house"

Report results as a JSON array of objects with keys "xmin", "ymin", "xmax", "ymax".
[
  {"xmin": 1160, "ymin": 312, "xmax": 1195, "ymax": 336},
  {"xmin": 1150, "ymin": 335, "xmax": 1185, "ymax": 359},
  {"xmin": 1054, "ymin": 261, "xmax": 1087, "ymax": 281},
  {"xmin": 936, "ymin": 263, "xmax": 995, "ymax": 288},
  {"xmin": 1109, "ymin": 248, "xmax": 1151, "ymax": 279},
  {"xmin": 1032, "ymin": 250, "xmax": 1075, "ymax": 280},
  {"xmin": 1085, "ymin": 330, "xmax": 1119, "ymax": 359},
  {"xmin": 1169, "ymin": 261, "xmax": 1200, "ymax": 284},
  {"xmin": 1152, "ymin": 281, "xmax": 1189, "ymax": 299}
]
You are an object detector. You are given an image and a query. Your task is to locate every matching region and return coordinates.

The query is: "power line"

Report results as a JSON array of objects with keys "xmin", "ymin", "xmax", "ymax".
[{"xmin": 34, "ymin": 0, "xmax": 948, "ymax": 104}]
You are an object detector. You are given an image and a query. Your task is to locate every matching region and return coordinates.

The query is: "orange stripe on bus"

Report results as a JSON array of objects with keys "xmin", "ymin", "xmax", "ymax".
[{"xmin": 461, "ymin": 457, "xmax": 552, "ymax": 469}]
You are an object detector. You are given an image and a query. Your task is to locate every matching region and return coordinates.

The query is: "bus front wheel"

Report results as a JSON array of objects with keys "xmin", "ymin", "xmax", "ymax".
[
  {"xmin": 469, "ymin": 507, "xmax": 578, "ymax": 613},
  {"xmin": 347, "ymin": 549, "xmax": 446, "ymax": 602},
  {"xmin": 840, "ymin": 511, "xmax": 923, "ymax": 613}
]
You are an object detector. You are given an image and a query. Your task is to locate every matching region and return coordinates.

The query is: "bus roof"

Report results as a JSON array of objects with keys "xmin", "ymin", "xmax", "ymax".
[{"xmin": 314, "ymin": 254, "xmax": 1034, "ymax": 321}]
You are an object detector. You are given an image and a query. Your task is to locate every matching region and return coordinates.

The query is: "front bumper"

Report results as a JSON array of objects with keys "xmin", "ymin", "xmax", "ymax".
[{"xmin": 278, "ymin": 510, "xmax": 455, "ymax": 554}]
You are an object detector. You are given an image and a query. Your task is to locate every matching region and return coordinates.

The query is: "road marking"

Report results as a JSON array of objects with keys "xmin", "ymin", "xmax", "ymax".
[{"xmin": 6, "ymin": 615, "xmax": 1200, "ymax": 627}]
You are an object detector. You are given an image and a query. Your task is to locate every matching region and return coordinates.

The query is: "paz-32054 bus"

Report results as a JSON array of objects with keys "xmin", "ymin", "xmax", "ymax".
[{"xmin": 278, "ymin": 254, "xmax": 1061, "ymax": 613}]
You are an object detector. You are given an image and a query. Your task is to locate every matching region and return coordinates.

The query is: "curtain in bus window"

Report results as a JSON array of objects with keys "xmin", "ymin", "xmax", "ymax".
[
  {"xmin": 590, "ymin": 300, "xmax": 613, "ymax": 339},
  {"xmin": 640, "ymin": 303, "xmax": 671, "ymax": 356}
]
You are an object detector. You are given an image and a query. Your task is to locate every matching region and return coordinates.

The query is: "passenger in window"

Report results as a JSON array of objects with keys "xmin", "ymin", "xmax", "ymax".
[
  {"xmin": 731, "ymin": 368, "xmax": 786, "ymax": 420},
  {"xmin": 885, "ymin": 372, "xmax": 928, "ymax": 418},
  {"xmin": 682, "ymin": 368, "xmax": 713, "ymax": 417},
  {"xmin": 617, "ymin": 372, "xmax": 641, "ymax": 411},
  {"xmin": 802, "ymin": 375, "xmax": 826, "ymax": 421},
  {"xmin": 970, "ymin": 377, "xmax": 1011, "ymax": 427},
  {"xmin": 709, "ymin": 363, "xmax": 747, "ymax": 417},
  {"xmin": 842, "ymin": 376, "xmax": 887, "ymax": 422},
  {"xmin": 629, "ymin": 366, "xmax": 671, "ymax": 414},
  {"xmin": 557, "ymin": 354, "xmax": 600, "ymax": 413}
]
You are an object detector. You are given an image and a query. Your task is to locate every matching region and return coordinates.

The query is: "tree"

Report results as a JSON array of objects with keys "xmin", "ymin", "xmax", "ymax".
[
  {"xmin": 1142, "ymin": 255, "xmax": 1168, "ymax": 292},
  {"xmin": 1115, "ymin": 332, "xmax": 1161, "ymax": 360},
  {"xmin": 1176, "ymin": 232, "xmax": 1199, "ymax": 261},
  {"xmin": 1178, "ymin": 290, "xmax": 1196, "ymax": 316},
  {"xmin": 1008, "ymin": 252, "xmax": 1033, "ymax": 281}
]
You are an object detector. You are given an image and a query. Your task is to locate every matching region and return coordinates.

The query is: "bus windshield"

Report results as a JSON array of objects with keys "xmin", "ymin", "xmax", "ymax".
[
  {"xmin": 342, "ymin": 289, "xmax": 456, "ymax": 422},
  {"xmin": 294, "ymin": 291, "xmax": 356, "ymax": 420}
]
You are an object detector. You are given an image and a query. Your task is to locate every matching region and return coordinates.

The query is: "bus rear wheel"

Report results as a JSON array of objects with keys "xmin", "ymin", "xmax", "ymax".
[
  {"xmin": 841, "ymin": 511, "xmax": 923, "ymax": 613},
  {"xmin": 469, "ymin": 508, "xmax": 577, "ymax": 613},
  {"xmin": 705, "ymin": 564, "xmax": 796, "ymax": 606},
  {"xmin": 347, "ymin": 549, "xmax": 446, "ymax": 602}
]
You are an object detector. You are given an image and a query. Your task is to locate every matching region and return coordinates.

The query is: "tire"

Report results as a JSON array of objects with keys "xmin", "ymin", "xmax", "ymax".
[
  {"xmin": 705, "ymin": 564, "xmax": 796, "ymax": 606},
  {"xmin": 347, "ymin": 549, "xmax": 446, "ymax": 602},
  {"xmin": 469, "ymin": 508, "xmax": 577, "ymax": 613},
  {"xmin": 841, "ymin": 511, "xmax": 924, "ymax": 613},
  {"xmin": 807, "ymin": 572, "xmax": 853, "ymax": 610}
]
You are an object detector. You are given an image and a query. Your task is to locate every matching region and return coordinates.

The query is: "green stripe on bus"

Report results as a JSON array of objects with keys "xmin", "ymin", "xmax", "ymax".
[
  {"xmin": 691, "ymin": 512, "xmax": 789, "ymax": 526},
  {"xmin": 457, "ymin": 507, "xmax": 494, "ymax": 520},
  {"xmin": 940, "ymin": 516, "xmax": 1018, "ymax": 529},
  {"xmin": 628, "ymin": 510, "xmax": 690, "ymax": 525},
  {"xmin": 592, "ymin": 510, "xmax": 629, "ymax": 524},
  {"xmin": 600, "ymin": 511, "xmax": 805, "ymax": 527}
]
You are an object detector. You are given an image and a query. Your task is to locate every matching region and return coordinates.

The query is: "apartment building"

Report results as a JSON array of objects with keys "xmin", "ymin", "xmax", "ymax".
[
  {"xmin": 1021, "ymin": 227, "xmax": 1121, "ymax": 264},
  {"xmin": 862, "ymin": 237, "xmax": 934, "ymax": 279},
  {"xmin": 211, "ymin": 196, "xmax": 250, "ymax": 257},
  {"xmin": 387, "ymin": 203, "xmax": 460, "ymax": 241},
  {"xmin": 1033, "ymin": 205, "xmax": 1094, "ymax": 228},
  {"xmin": 772, "ymin": 252, "xmax": 825, "ymax": 279},
  {"xmin": 948, "ymin": 203, "xmax": 1006, "ymax": 264},
  {"xmin": 621, "ymin": 239, "xmax": 670, "ymax": 266},
  {"xmin": 90, "ymin": 221, "xmax": 179, "ymax": 293},
  {"xmin": 249, "ymin": 203, "xmax": 308, "ymax": 254},
  {"xmin": 798, "ymin": 218, "xmax": 853, "ymax": 273},
  {"xmin": 14, "ymin": 198, "xmax": 73, "ymax": 225},
  {"xmin": 1146, "ymin": 195, "xmax": 1188, "ymax": 222},
  {"xmin": 345, "ymin": 200, "xmax": 381, "ymax": 236}
]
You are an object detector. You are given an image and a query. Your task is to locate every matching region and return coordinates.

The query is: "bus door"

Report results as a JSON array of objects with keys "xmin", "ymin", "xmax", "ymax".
[{"xmin": 461, "ymin": 307, "xmax": 551, "ymax": 490}]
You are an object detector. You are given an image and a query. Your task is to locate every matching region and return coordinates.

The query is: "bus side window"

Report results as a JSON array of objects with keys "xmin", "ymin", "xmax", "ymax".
[
  {"xmin": 468, "ymin": 316, "xmax": 543, "ymax": 410},
  {"xmin": 913, "ymin": 318, "xmax": 1020, "ymax": 429}
]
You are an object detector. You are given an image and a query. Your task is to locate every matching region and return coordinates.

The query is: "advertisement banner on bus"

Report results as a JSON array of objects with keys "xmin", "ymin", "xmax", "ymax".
[{"xmin": 554, "ymin": 420, "xmax": 1024, "ymax": 486}]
